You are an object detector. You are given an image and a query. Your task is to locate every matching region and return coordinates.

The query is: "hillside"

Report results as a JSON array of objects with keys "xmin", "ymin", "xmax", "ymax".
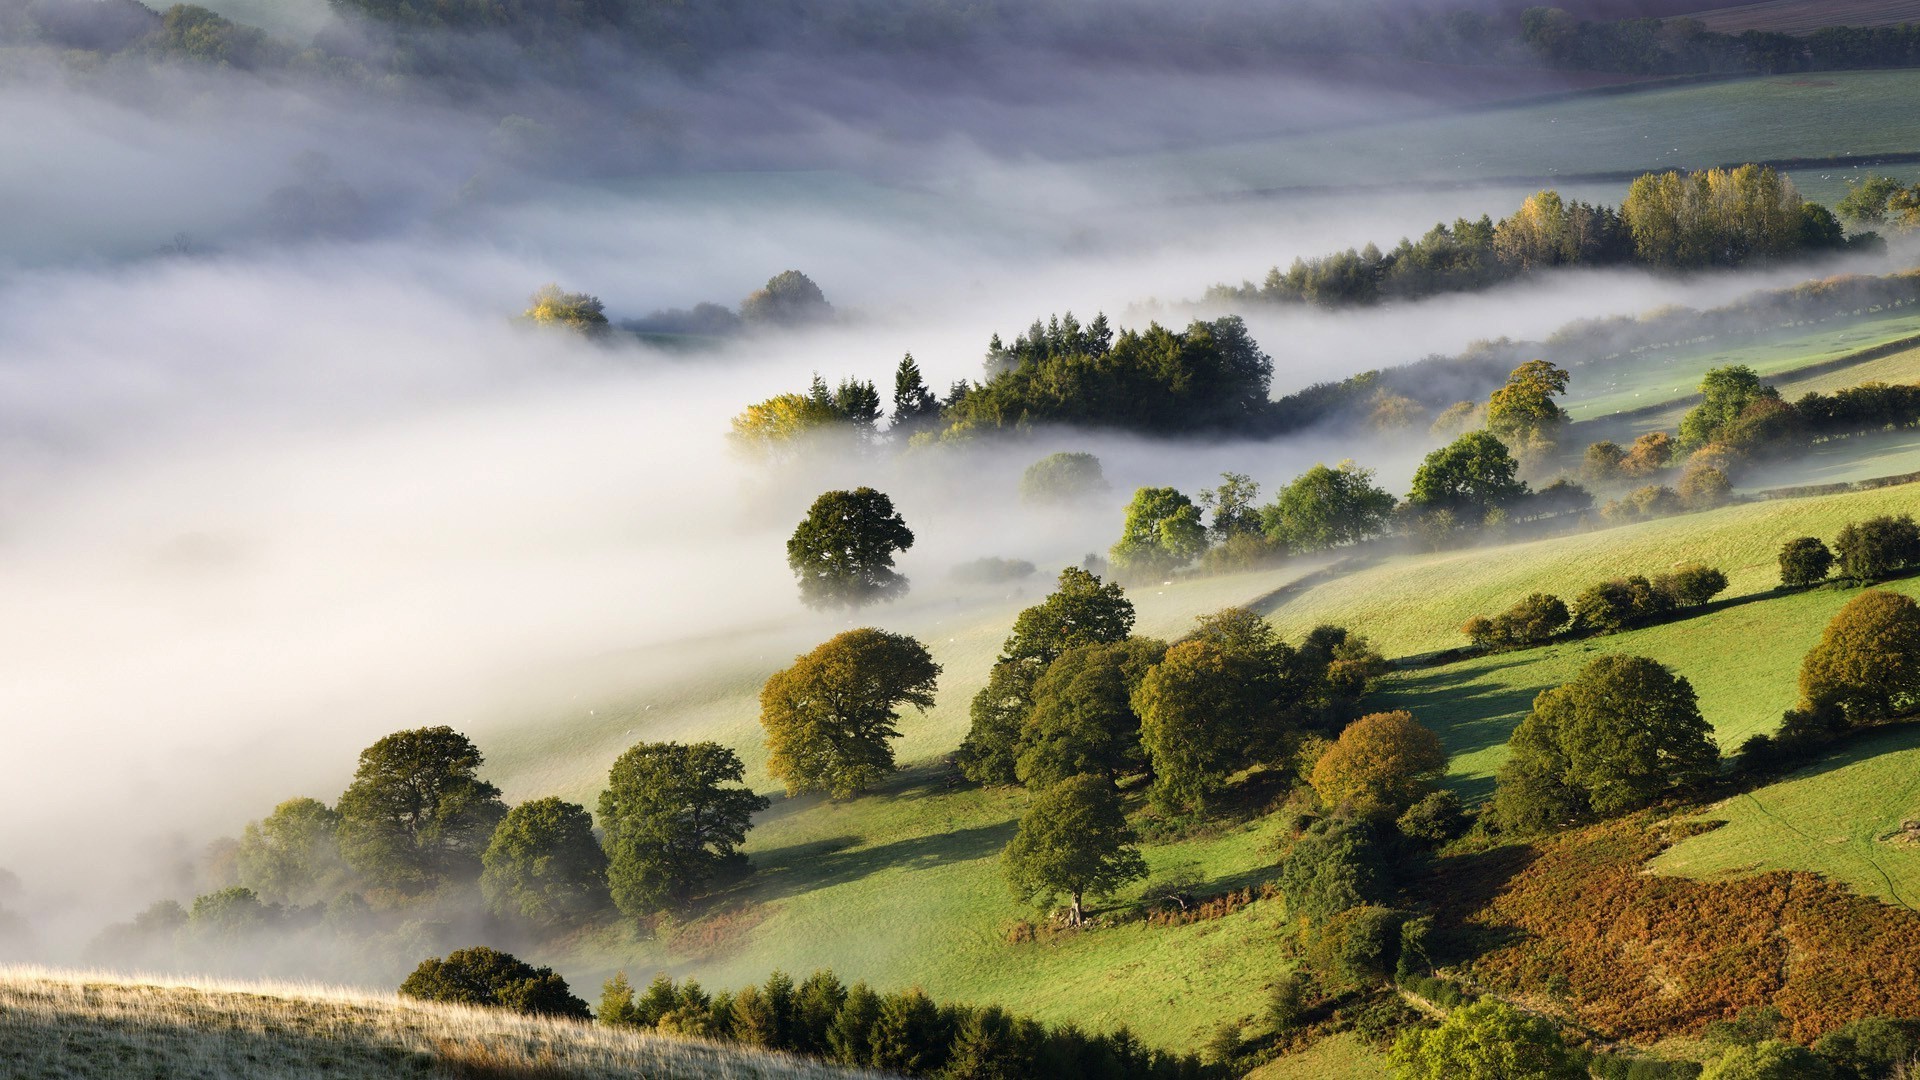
[{"xmin": 0, "ymin": 967, "xmax": 878, "ymax": 1080}]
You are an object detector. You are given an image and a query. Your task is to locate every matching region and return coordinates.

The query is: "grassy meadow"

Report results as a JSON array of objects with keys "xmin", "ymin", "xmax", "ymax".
[{"xmin": 0, "ymin": 967, "xmax": 867, "ymax": 1080}]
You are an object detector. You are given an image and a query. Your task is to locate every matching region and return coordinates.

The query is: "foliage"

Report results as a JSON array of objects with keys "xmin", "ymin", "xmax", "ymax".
[
  {"xmin": 1198, "ymin": 472, "xmax": 1262, "ymax": 543},
  {"xmin": 1799, "ymin": 589, "xmax": 1920, "ymax": 724},
  {"xmin": 398, "ymin": 945, "xmax": 590, "ymax": 1020},
  {"xmin": 1001, "ymin": 774, "xmax": 1148, "ymax": 926},
  {"xmin": 1463, "ymin": 593, "xmax": 1569, "ymax": 651},
  {"xmin": 1386, "ymin": 1000, "xmax": 1586, "ymax": 1080},
  {"xmin": 235, "ymin": 797, "xmax": 349, "ymax": 907},
  {"xmin": 957, "ymin": 568, "xmax": 1135, "ymax": 785},
  {"xmin": 1680, "ymin": 365, "xmax": 1780, "ymax": 450},
  {"xmin": 598, "ymin": 742, "xmax": 766, "ymax": 917},
  {"xmin": 949, "ymin": 557, "xmax": 1036, "ymax": 586},
  {"xmin": 1699, "ymin": 1041, "xmax": 1835, "ymax": 1080},
  {"xmin": 1309, "ymin": 711, "xmax": 1447, "ymax": 818},
  {"xmin": 1408, "ymin": 431, "xmax": 1530, "ymax": 525},
  {"xmin": 1678, "ymin": 464, "xmax": 1733, "ymax": 511},
  {"xmin": 739, "ymin": 270, "xmax": 832, "ymax": 326},
  {"xmin": 732, "ymin": 376, "xmax": 883, "ymax": 458},
  {"xmin": 760, "ymin": 629, "xmax": 940, "ymax": 798},
  {"xmin": 1019, "ymin": 452, "xmax": 1107, "ymax": 505},
  {"xmin": 889, "ymin": 354, "xmax": 942, "ymax": 437},
  {"xmin": 521, "ymin": 284, "xmax": 609, "ymax": 337},
  {"xmin": 1832, "ymin": 514, "xmax": 1920, "ymax": 582},
  {"xmin": 1495, "ymin": 655, "xmax": 1717, "ymax": 830},
  {"xmin": 1812, "ymin": 1015, "xmax": 1920, "ymax": 1079},
  {"xmin": 480, "ymin": 797, "xmax": 609, "ymax": 926},
  {"xmin": 1396, "ymin": 790, "xmax": 1467, "ymax": 843},
  {"xmin": 786, "ymin": 487, "xmax": 915, "ymax": 609},
  {"xmin": 1110, "ymin": 487, "xmax": 1207, "ymax": 579},
  {"xmin": 1134, "ymin": 638, "xmax": 1264, "ymax": 814},
  {"xmin": 1260, "ymin": 461, "xmax": 1397, "ymax": 552},
  {"xmin": 1623, "ymin": 166, "xmax": 1823, "ymax": 270},
  {"xmin": 1654, "ymin": 564, "xmax": 1730, "ymax": 608},
  {"xmin": 335, "ymin": 726, "xmax": 506, "ymax": 892},
  {"xmin": 187, "ymin": 886, "xmax": 276, "ymax": 938},
  {"xmin": 1278, "ymin": 819, "xmax": 1394, "ymax": 926},
  {"xmin": 1015, "ymin": 639, "xmax": 1164, "ymax": 789},
  {"xmin": 1569, "ymin": 576, "xmax": 1676, "ymax": 635},
  {"xmin": 1486, "ymin": 359, "xmax": 1570, "ymax": 444}
]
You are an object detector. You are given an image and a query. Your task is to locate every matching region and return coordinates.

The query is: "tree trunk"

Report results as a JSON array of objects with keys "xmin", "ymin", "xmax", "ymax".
[{"xmin": 1070, "ymin": 889, "xmax": 1083, "ymax": 927}]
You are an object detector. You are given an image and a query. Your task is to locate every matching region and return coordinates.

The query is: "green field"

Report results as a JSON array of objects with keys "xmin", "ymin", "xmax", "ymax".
[
  {"xmin": 1651, "ymin": 722, "xmax": 1920, "ymax": 909},
  {"xmin": 1101, "ymin": 71, "xmax": 1920, "ymax": 202},
  {"xmin": 1246, "ymin": 1032, "xmax": 1390, "ymax": 1079}
]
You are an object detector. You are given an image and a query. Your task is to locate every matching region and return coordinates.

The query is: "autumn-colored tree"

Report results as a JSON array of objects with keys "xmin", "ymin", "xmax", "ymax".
[
  {"xmin": 760, "ymin": 629, "xmax": 940, "ymax": 798},
  {"xmin": 521, "ymin": 284, "xmax": 609, "ymax": 337},
  {"xmin": 1485, "ymin": 359, "xmax": 1570, "ymax": 444},
  {"xmin": 1800, "ymin": 589, "xmax": 1920, "ymax": 724},
  {"xmin": 1619, "ymin": 431, "xmax": 1674, "ymax": 475},
  {"xmin": 1310, "ymin": 711, "xmax": 1448, "ymax": 818},
  {"xmin": 786, "ymin": 487, "xmax": 915, "ymax": 609},
  {"xmin": 1001, "ymin": 774, "xmax": 1147, "ymax": 927}
]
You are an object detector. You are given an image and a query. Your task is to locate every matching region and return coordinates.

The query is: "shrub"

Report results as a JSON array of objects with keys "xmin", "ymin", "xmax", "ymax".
[
  {"xmin": 1465, "ymin": 593, "xmax": 1570, "ymax": 650},
  {"xmin": 1833, "ymin": 514, "xmax": 1920, "ymax": 582},
  {"xmin": 1268, "ymin": 971, "xmax": 1314, "ymax": 1031},
  {"xmin": 1799, "ymin": 589, "xmax": 1920, "ymax": 723},
  {"xmin": 1310, "ymin": 711, "xmax": 1448, "ymax": 818},
  {"xmin": 1601, "ymin": 484, "xmax": 1682, "ymax": 522},
  {"xmin": 1571, "ymin": 576, "xmax": 1675, "ymax": 634},
  {"xmin": 1812, "ymin": 1015, "xmax": 1920, "ymax": 1078},
  {"xmin": 1308, "ymin": 905, "xmax": 1407, "ymax": 990},
  {"xmin": 399, "ymin": 946, "xmax": 590, "ymax": 1020},
  {"xmin": 1278, "ymin": 820, "xmax": 1394, "ymax": 925},
  {"xmin": 1397, "ymin": 790, "xmax": 1467, "ymax": 843},
  {"xmin": 1700, "ymin": 1041, "xmax": 1834, "ymax": 1080},
  {"xmin": 1653, "ymin": 564, "xmax": 1729, "ymax": 607},
  {"xmin": 1388, "ymin": 1000, "xmax": 1586, "ymax": 1080},
  {"xmin": 950, "ymin": 557, "xmax": 1037, "ymax": 585},
  {"xmin": 1678, "ymin": 464, "xmax": 1733, "ymax": 510},
  {"xmin": 1779, "ymin": 537, "xmax": 1834, "ymax": 588}
]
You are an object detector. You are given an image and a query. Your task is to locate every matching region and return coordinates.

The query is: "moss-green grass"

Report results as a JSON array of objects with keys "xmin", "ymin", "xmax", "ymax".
[
  {"xmin": 1651, "ymin": 722, "xmax": 1920, "ymax": 909},
  {"xmin": 1246, "ymin": 1032, "xmax": 1391, "ymax": 1079}
]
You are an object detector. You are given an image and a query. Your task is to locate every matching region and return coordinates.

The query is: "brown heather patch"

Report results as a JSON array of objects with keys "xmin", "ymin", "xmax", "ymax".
[{"xmin": 1433, "ymin": 815, "xmax": 1920, "ymax": 1043}]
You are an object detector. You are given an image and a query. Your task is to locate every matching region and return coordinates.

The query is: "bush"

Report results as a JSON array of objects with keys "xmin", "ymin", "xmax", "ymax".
[
  {"xmin": 1833, "ymin": 514, "xmax": 1920, "ymax": 582},
  {"xmin": 1397, "ymin": 790, "xmax": 1468, "ymax": 843},
  {"xmin": 1464, "ymin": 593, "xmax": 1569, "ymax": 650},
  {"xmin": 1601, "ymin": 484, "xmax": 1682, "ymax": 522},
  {"xmin": 1309, "ymin": 711, "xmax": 1448, "ymax": 818},
  {"xmin": 399, "ymin": 946, "xmax": 590, "ymax": 1019},
  {"xmin": 1571, "ymin": 576, "xmax": 1676, "ymax": 634},
  {"xmin": 1268, "ymin": 971, "xmax": 1314, "ymax": 1031},
  {"xmin": 1700, "ymin": 1041, "xmax": 1834, "ymax": 1080},
  {"xmin": 1678, "ymin": 464, "xmax": 1733, "ymax": 510},
  {"xmin": 1799, "ymin": 589, "xmax": 1920, "ymax": 723},
  {"xmin": 1308, "ymin": 905, "xmax": 1407, "ymax": 990},
  {"xmin": 1653, "ymin": 564, "xmax": 1729, "ymax": 607},
  {"xmin": 1278, "ymin": 819, "xmax": 1394, "ymax": 925},
  {"xmin": 1388, "ymin": 1000, "xmax": 1586, "ymax": 1080},
  {"xmin": 1812, "ymin": 1015, "xmax": 1920, "ymax": 1078},
  {"xmin": 1779, "ymin": 536, "xmax": 1834, "ymax": 588}
]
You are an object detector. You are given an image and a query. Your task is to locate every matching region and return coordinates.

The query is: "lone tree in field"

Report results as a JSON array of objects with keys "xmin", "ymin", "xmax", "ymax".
[
  {"xmin": 760, "ymin": 629, "xmax": 941, "ymax": 798},
  {"xmin": 598, "ymin": 741, "xmax": 767, "ymax": 916},
  {"xmin": 336, "ymin": 726, "xmax": 507, "ymax": 891},
  {"xmin": 1109, "ymin": 486, "xmax": 1207, "ymax": 579},
  {"xmin": 521, "ymin": 284, "xmax": 609, "ymax": 337},
  {"xmin": 957, "ymin": 568, "xmax": 1135, "ymax": 785},
  {"xmin": 1493, "ymin": 655, "xmax": 1718, "ymax": 832},
  {"xmin": 1800, "ymin": 589, "xmax": 1920, "ymax": 725},
  {"xmin": 787, "ymin": 487, "xmax": 915, "ymax": 610},
  {"xmin": 1779, "ymin": 536, "xmax": 1834, "ymax": 588},
  {"xmin": 1020, "ymin": 451, "xmax": 1108, "ymax": 505},
  {"xmin": 480, "ymin": 797, "xmax": 609, "ymax": 927},
  {"xmin": 1388, "ymin": 1000, "xmax": 1585, "ymax": 1080},
  {"xmin": 1833, "ymin": 514, "xmax": 1920, "ymax": 582},
  {"xmin": 236, "ymin": 797, "xmax": 349, "ymax": 906},
  {"xmin": 400, "ymin": 945, "xmax": 590, "ymax": 1020},
  {"xmin": 1310, "ymin": 711, "xmax": 1448, "ymax": 819},
  {"xmin": 1001, "ymin": 774, "xmax": 1147, "ymax": 927}
]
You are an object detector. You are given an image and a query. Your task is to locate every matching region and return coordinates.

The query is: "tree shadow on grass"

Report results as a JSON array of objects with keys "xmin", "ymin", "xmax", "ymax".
[
  {"xmin": 732, "ymin": 820, "xmax": 1018, "ymax": 906},
  {"xmin": 1381, "ymin": 657, "xmax": 1556, "ymax": 748},
  {"xmin": 1417, "ymin": 841, "xmax": 1540, "ymax": 967}
]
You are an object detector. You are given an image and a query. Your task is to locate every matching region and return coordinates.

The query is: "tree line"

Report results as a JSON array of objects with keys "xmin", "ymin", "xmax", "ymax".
[{"xmin": 1207, "ymin": 167, "xmax": 1864, "ymax": 311}]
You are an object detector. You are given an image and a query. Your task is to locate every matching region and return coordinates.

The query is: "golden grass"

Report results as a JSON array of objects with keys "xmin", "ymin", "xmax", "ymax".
[{"xmin": 0, "ymin": 966, "xmax": 881, "ymax": 1080}]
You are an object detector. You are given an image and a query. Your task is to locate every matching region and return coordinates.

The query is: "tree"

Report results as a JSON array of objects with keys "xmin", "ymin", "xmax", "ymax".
[
  {"xmin": 1833, "ymin": 514, "xmax": 1920, "ymax": 582},
  {"xmin": 1799, "ymin": 589, "xmax": 1920, "ymax": 724},
  {"xmin": 1569, "ymin": 576, "xmax": 1674, "ymax": 634},
  {"xmin": 1134, "ymin": 639, "xmax": 1261, "ymax": 814},
  {"xmin": 1494, "ymin": 655, "xmax": 1717, "ymax": 828},
  {"xmin": 187, "ymin": 886, "xmax": 277, "ymax": 938},
  {"xmin": 235, "ymin": 797, "xmax": 349, "ymax": 906},
  {"xmin": 889, "ymin": 354, "xmax": 940, "ymax": 437},
  {"xmin": 1678, "ymin": 462, "xmax": 1733, "ymax": 509},
  {"xmin": 1407, "ymin": 431, "xmax": 1529, "ymax": 525},
  {"xmin": 1198, "ymin": 472, "xmax": 1261, "ymax": 542},
  {"xmin": 1015, "ymin": 639, "xmax": 1164, "ymax": 789},
  {"xmin": 335, "ymin": 726, "xmax": 507, "ymax": 891},
  {"xmin": 1463, "ymin": 593, "xmax": 1568, "ymax": 651},
  {"xmin": 1310, "ymin": 711, "xmax": 1448, "ymax": 818},
  {"xmin": 1388, "ymin": 1000, "xmax": 1585, "ymax": 1080},
  {"xmin": 1109, "ymin": 486, "xmax": 1207, "ymax": 578},
  {"xmin": 1700, "ymin": 1041, "xmax": 1835, "ymax": 1080},
  {"xmin": 1838, "ymin": 173, "xmax": 1908, "ymax": 225},
  {"xmin": 480, "ymin": 797, "xmax": 609, "ymax": 926},
  {"xmin": 598, "ymin": 741, "xmax": 767, "ymax": 916},
  {"xmin": 1779, "ymin": 536, "xmax": 1834, "ymax": 587},
  {"xmin": 1485, "ymin": 359, "xmax": 1570, "ymax": 444},
  {"xmin": 521, "ymin": 284, "xmax": 609, "ymax": 337},
  {"xmin": 1680, "ymin": 365, "xmax": 1779, "ymax": 449},
  {"xmin": 957, "ymin": 569, "xmax": 1135, "ymax": 785},
  {"xmin": 1653, "ymin": 564, "xmax": 1728, "ymax": 607},
  {"xmin": 738, "ymin": 270, "xmax": 832, "ymax": 326},
  {"xmin": 1001, "ymin": 774, "xmax": 1147, "ymax": 927},
  {"xmin": 1278, "ymin": 819, "xmax": 1393, "ymax": 925},
  {"xmin": 1019, "ymin": 452, "xmax": 1107, "ymax": 505},
  {"xmin": 399, "ymin": 945, "xmax": 590, "ymax": 1020},
  {"xmin": 760, "ymin": 629, "xmax": 941, "ymax": 798},
  {"xmin": 1260, "ymin": 461, "xmax": 1396, "ymax": 552},
  {"xmin": 786, "ymin": 488, "xmax": 915, "ymax": 609}
]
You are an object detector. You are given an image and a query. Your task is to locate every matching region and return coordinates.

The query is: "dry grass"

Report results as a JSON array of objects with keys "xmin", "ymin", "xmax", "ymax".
[{"xmin": 0, "ymin": 966, "xmax": 883, "ymax": 1080}]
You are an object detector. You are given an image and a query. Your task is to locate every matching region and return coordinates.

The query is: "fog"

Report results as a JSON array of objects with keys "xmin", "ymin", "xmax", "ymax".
[{"xmin": 0, "ymin": 20, "xmax": 1906, "ymax": 972}]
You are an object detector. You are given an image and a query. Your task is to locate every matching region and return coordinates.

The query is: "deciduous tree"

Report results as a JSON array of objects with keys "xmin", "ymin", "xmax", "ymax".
[
  {"xmin": 399, "ymin": 945, "xmax": 590, "ymax": 1019},
  {"xmin": 1001, "ymin": 774, "xmax": 1147, "ymax": 927},
  {"xmin": 1310, "ymin": 711, "xmax": 1448, "ymax": 818},
  {"xmin": 599, "ymin": 741, "xmax": 767, "ymax": 916},
  {"xmin": 1800, "ymin": 589, "xmax": 1920, "ymax": 724},
  {"xmin": 786, "ymin": 487, "xmax": 915, "ymax": 609},
  {"xmin": 760, "ymin": 629, "xmax": 940, "ymax": 798},
  {"xmin": 336, "ymin": 726, "xmax": 506, "ymax": 891},
  {"xmin": 480, "ymin": 797, "xmax": 610, "ymax": 926}
]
